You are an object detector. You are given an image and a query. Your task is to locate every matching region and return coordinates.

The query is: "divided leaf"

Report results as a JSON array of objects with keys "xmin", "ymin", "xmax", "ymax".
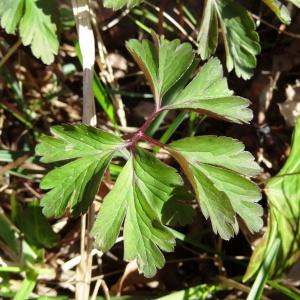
[
  {"xmin": 36, "ymin": 124, "xmax": 124, "ymax": 217},
  {"xmin": 20, "ymin": 0, "xmax": 59, "ymax": 64},
  {"xmin": 244, "ymin": 118, "xmax": 300, "ymax": 281},
  {"xmin": 168, "ymin": 136, "xmax": 262, "ymax": 240},
  {"xmin": 103, "ymin": 0, "xmax": 144, "ymax": 10},
  {"xmin": 36, "ymin": 124, "xmax": 124, "ymax": 163},
  {"xmin": 126, "ymin": 37, "xmax": 194, "ymax": 106},
  {"xmin": 198, "ymin": 0, "xmax": 260, "ymax": 79},
  {"xmin": 0, "ymin": 0, "xmax": 59, "ymax": 64},
  {"xmin": 128, "ymin": 37, "xmax": 253, "ymax": 124},
  {"xmin": 158, "ymin": 39, "xmax": 194, "ymax": 99},
  {"xmin": 164, "ymin": 58, "xmax": 253, "ymax": 124},
  {"xmin": 92, "ymin": 148, "xmax": 182, "ymax": 277}
]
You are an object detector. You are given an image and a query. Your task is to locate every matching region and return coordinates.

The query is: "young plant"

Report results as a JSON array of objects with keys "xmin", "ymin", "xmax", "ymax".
[{"xmin": 36, "ymin": 34, "xmax": 263, "ymax": 277}]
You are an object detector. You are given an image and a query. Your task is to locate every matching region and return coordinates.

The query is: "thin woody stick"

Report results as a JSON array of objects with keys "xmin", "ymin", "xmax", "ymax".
[
  {"xmin": 71, "ymin": 1, "xmax": 96, "ymax": 299},
  {"xmin": 72, "ymin": 0, "xmax": 96, "ymax": 126}
]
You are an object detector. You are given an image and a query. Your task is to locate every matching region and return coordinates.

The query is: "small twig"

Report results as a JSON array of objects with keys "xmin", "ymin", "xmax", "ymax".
[
  {"xmin": 252, "ymin": 13, "xmax": 300, "ymax": 39},
  {"xmin": 91, "ymin": 9, "xmax": 127, "ymax": 127},
  {"xmin": 71, "ymin": 1, "xmax": 96, "ymax": 300},
  {"xmin": 158, "ymin": 0, "xmax": 168, "ymax": 35},
  {"xmin": 24, "ymin": 182, "xmax": 42, "ymax": 199},
  {"xmin": 258, "ymin": 71, "xmax": 280, "ymax": 125},
  {"xmin": 217, "ymin": 276, "xmax": 271, "ymax": 300},
  {"xmin": 144, "ymin": 1, "xmax": 197, "ymax": 46},
  {"xmin": 91, "ymin": 279, "xmax": 103, "ymax": 300},
  {"xmin": 0, "ymin": 154, "xmax": 30, "ymax": 175},
  {"xmin": 101, "ymin": 9, "xmax": 130, "ymax": 31},
  {"xmin": 0, "ymin": 39, "xmax": 22, "ymax": 68},
  {"xmin": 72, "ymin": 0, "xmax": 96, "ymax": 126},
  {"xmin": 90, "ymin": 269, "xmax": 125, "ymax": 282}
]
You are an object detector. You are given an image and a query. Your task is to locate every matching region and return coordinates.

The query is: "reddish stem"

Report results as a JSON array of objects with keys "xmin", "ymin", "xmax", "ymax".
[
  {"xmin": 127, "ymin": 109, "xmax": 163, "ymax": 149},
  {"xmin": 141, "ymin": 134, "xmax": 166, "ymax": 148}
]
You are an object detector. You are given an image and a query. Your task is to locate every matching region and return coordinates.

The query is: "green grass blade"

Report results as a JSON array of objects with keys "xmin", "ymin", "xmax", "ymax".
[
  {"xmin": 247, "ymin": 238, "xmax": 280, "ymax": 300},
  {"xmin": 160, "ymin": 112, "xmax": 187, "ymax": 144},
  {"xmin": 267, "ymin": 280, "xmax": 300, "ymax": 300},
  {"xmin": 13, "ymin": 271, "xmax": 38, "ymax": 300}
]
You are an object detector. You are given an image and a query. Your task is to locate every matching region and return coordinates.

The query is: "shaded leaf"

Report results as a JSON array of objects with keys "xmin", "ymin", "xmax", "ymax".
[
  {"xmin": 162, "ymin": 186, "xmax": 196, "ymax": 226},
  {"xmin": 103, "ymin": 0, "xmax": 144, "ymax": 10},
  {"xmin": 15, "ymin": 200, "xmax": 59, "ymax": 248},
  {"xmin": 198, "ymin": 0, "xmax": 260, "ymax": 79},
  {"xmin": 164, "ymin": 58, "xmax": 253, "ymax": 124},
  {"xmin": 168, "ymin": 136, "xmax": 262, "ymax": 240},
  {"xmin": 92, "ymin": 148, "xmax": 182, "ymax": 277},
  {"xmin": 244, "ymin": 118, "xmax": 300, "ymax": 281},
  {"xmin": 0, "ymin": 209, "xmax": 19, "ymax": 254}
]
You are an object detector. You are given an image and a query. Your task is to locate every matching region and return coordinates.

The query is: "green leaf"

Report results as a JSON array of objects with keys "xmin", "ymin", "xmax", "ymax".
[
  {"xmin": 0, "ymin": 0, "xmax": 24, "ymax": 34},
  {"xmin": 244, "ymin": 118, "xmax": 300, "ymax": 281},
  {"xmin": 126, "ymin": 39, "xmax": 158, "ymax": 100},
  {"xmin": 158, "ymin": 38, "xmax": 194, "ymax": 99},
  {"xmin": 15, "ymin": 200, "xmax": 59, "ymax": 248},
  {"xmin": 168, "ymin": 135, "xmax": 261, "ymax": 177},
  {"xmin": 247, "ymin": 238, "xmax": 280, "ymax": 300},
  {"xmin": 0, "ymin": 0, "xmax": 59, "ymax": 64},
  {"xmin": 13, "ymin": 271, "xmax": 38, "ymax": 300},
  {"xmin": 288, "ymin": 0, "xmax": 300, "ymax": 8},
  {"xmin": 164, "ymin": 58, "xmax": 253, "ymax": 124},
  {"xmin": 103, "ymin": 0, "xmax": 144, "ymax": 10},
  {"xmin": 19, "ymin": 0, "xmax": 59, "ymax": 64},
  {"xmin": 262, "ymin": 0, "xmax": 291, "ymax": 24},
  {"xmin": 189, "ymin": 165, "xmax": 238, "ymax": 240},
  {"xmin": 40, "ymin": 153, "xmax": 113, "ymax": 217},
  {"xmin": 198, "ymin": 0, "xmax": 260, "ymax": 79},
  {"xmin": 156, "ymin": 283, "xmax": 220, "ymax": 300},
  {"xmin": 0, "ymin": 209, "xmax": 19, "ymax": 255},
  {"xmin": 197, "ymin": 0, "xmax": 218, "ymax": 60},
  {"xmin": 162, "ymin": 186, "xmax": 196, "ymax": 226},
  {"xmin": 92, "ymin": 148, "xmax": 182, "ymax": 277},
  {"xmin": 168, "ymin": 136, "xmax": 262, "ymax": 240},
  {"xmin": 36, "ymin": 124, "xmax": 124, "ymax": 163},
  {"xmin": 36, "ymin": 124, "xmax": 125, "ymax": 217},
  {"xmin": 198, "ymin": 164, "xmax": 263, "ymax": 233},
  {"xmin": 126, "ymin": 36, "xmax": 194, "ymax": 106}
]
